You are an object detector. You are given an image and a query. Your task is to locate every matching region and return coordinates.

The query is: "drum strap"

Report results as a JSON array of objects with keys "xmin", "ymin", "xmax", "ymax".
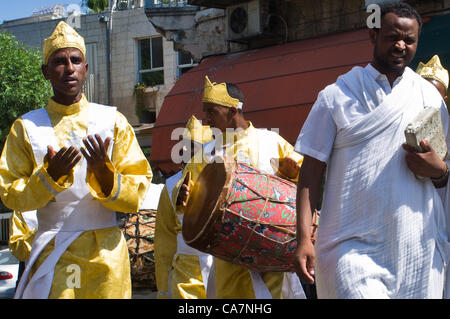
[
  {"xmin": 256, "ymin": 129, "xmax": 279, "ymax": 174},
  {"xmin": 282, "ymin": 273, "xmax": 307, "ymax": 299},
  {"xmin": 205, "ymin": 258, "xmax": 216, "ymax": 299},
  {"xmin": 248, "ymin": 271, "xmax": 273, "ymax": 299}
]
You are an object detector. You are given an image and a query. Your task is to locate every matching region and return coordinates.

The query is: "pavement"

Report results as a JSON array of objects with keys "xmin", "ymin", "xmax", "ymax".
[{"xmin": 132, "ymin": 287, "xmax": 158, "ymax": 299}]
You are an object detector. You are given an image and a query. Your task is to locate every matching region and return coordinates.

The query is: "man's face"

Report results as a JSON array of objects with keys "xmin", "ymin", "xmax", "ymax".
[
  {"xmin": 42, "ymin": 47, "xmax": 88, "ymax": 102},
  {"xmin": 370, "ymin": 12, "xmax": 420, "ymax": 75},
  {"xmin": 203, "ymin": 102, "xmax": 232, "ymax": 132}
]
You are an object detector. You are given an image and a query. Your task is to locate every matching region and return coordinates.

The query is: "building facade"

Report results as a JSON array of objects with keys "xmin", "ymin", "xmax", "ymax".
[
  {"xmin": 148, "ymin": 0, "xmax": 450, "ymax": 62},
  {"xmin": 146, "ymin": 0, "xmax": 450, "ymax": 175},
  {"xmin": 1, "ymin": 2, "xmax": 196, "ymax": 130}
]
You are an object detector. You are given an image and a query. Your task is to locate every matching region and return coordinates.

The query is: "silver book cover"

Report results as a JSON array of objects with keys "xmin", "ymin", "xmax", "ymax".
[{"xmin": 404, "ymin": 107, "xmax": 447, "ymax": 160}]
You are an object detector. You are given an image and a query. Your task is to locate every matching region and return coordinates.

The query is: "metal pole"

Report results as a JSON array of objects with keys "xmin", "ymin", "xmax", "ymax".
[{"xmin": 106, "ymin": 0, "xmax": 115, "ymax": 106}]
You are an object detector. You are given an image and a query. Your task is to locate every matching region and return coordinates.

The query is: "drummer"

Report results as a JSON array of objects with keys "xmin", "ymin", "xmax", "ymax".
[
  {"xmin": 154, "ymin": 115, "xmax": 214, "ymax": 298},
  {"xmin": 174, "ymin": 76, "xmax": 306, "ymax": 299}
]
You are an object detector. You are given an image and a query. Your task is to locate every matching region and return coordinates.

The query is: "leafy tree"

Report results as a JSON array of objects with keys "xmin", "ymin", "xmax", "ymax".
[
  {"xmin": 0, "ymin": 31, "xmax": 52, "ymax": 151},
  {"xmin": 82, "ymin": 0, "xmax": 110, "ymax": 13}
]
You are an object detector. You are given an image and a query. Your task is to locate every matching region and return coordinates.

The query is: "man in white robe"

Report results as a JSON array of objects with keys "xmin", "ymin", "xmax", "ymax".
[{"xmin": 293, "ymin": 2, "xmax": 450, "ymax": 298}]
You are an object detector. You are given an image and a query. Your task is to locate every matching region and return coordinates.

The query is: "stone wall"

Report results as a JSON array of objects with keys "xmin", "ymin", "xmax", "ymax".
[
  {"xmin": 109, "ymin": 8, "xmax": 177, "ymax": 124},
  {"xmin": 1, "ymin": 8, "xmax": 178, "ymax": 126},
  {"xmin": 150, "ymin": 0, "xmax": 450, "ymax": 62}
]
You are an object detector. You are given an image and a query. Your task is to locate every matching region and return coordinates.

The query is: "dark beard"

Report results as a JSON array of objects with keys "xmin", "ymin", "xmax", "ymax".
[{"xmin": 373, "ymin": 51, "xmax": 407, "ymax": 77}]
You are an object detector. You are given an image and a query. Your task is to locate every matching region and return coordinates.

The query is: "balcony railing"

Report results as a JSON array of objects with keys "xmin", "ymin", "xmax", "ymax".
[{"xmin": 145, "ymin": 0, "xmax": 192, "ymax": 8}]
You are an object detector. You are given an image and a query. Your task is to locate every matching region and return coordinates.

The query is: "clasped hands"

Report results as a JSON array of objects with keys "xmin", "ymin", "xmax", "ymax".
[{"xmin": 45, "ymin": 134, "xmax": 113, "ymax": 196}]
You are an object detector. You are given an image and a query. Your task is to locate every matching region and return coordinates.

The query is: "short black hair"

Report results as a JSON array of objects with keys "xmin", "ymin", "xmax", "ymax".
[
  {"xmin": 225, "ymin": 82, "xmax": 244, "ymax": 103},
  {"xmin": 379, "ymin": 2, "xmax": 422, "ymax": 31}
]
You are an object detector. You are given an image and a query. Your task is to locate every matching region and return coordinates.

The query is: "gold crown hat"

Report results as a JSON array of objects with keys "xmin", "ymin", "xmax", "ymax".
[
  {"xmin": 416, "ymin": 55, "xmax": 449, "ymax": 90},
  {"xmin": 202, "ymin": 76, "xmax": 243, "ymax": 109},
  {"xmin": 182, "ymin": 115, "xmax": 213, "ymax": 144},
  {"xmin": 43, "ymin": 21, "xmax": 86, "ymax": 64}
]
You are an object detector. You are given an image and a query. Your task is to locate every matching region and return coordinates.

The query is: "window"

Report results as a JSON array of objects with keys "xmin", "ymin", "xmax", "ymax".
[
  {"xmin": 138, "ymin": 37, "xmax": 164, "ymax": 86},
  {"xmin": 177, "ymin": 51, "xmax": 197, "ymax": 77}
]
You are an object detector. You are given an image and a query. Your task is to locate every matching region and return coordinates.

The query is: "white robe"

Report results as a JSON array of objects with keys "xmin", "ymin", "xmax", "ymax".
[
  {"xmin": 295, "ymin": 64, "xmax": 450, "ymax": 298},
  {"xmin": 437, "ymin": 154, "xmax": 450, "ymax": 298}
]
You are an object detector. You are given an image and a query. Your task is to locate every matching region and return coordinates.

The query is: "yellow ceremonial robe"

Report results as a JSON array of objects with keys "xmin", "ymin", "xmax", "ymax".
[
  {"xmin": 174, "ymin": 122, "xmax": 303, "ymax": 299},
  {"xmin": 155, "ymin": 177, "xmax": 209, "ymax": 299},
  {"xmin": 0, "ymin": 95, "xmax": 152, "ymax": 299},
  {"xmin": 154, "ymin": 185, "xmax": 180, "ymax": 298}
]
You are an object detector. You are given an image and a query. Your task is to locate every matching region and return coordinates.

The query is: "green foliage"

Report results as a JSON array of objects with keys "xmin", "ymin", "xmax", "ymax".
[
  {"xmin": 141, "ymin": 146, "xmax": 151, "ymax": 158},
  {"xmin": 82, "ymin": 0, "xmax": 110, "ymax": 13},
  {"xmin": 141, "ymin": 70, "xmax": 164, "ymax": 87},
  {"xmin": 0, "ymin": 31, "xmax": 52, "ymax": 150},
  {"xmin": 134, "ymin": 82, "xmax": 147, "ymax": 118}
]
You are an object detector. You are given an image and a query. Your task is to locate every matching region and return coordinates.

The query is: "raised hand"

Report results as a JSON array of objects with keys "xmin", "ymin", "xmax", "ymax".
[
  {"xmin": 46, "ymin": 145, "xmax": 82, "ymax": 182},
  {"xmin": 270, "ymin": 157, "xmax": 300, "ymax": 180},
  {"xmin": 176, "ymin": 172, "xmax": 191, "ymax": 207},
  {"xmin": 80, "ymin": 134, "xmax": 113, "ymax": 196}
]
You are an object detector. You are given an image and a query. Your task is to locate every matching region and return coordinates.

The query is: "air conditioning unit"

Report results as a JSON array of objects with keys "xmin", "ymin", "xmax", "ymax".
[
  {"xmin": 117, "ymin": 0, "xmax": 129, "ymax": 10},
  {"xmin": 129, "ymin": 0, "xmax": 144, "ymax": 9},
  {"xmin": 227, "ymin": 0, "xmax": 262, "ymax": 41}
]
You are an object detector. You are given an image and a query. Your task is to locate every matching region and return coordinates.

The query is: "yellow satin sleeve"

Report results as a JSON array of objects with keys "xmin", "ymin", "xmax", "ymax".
[
  {"xmin": 8, "ymin": 211, "xmax": 35, "ymax": 262},
  {"xmin": 0, "ymin": 120, "xmax": 74, "ymax": 212},
  {"xmin": 276, "ymin": 134, "xmax": 304, "ymax": 183}
]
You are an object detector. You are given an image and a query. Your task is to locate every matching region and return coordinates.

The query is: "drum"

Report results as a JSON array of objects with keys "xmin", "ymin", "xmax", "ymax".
[
  {"xmin": 182, "ymin": 159, "xmax": 319, "ymax": 273},
  {"xmin": 119, "ymin": 209, "xmax": 157, "ymax": 289}
]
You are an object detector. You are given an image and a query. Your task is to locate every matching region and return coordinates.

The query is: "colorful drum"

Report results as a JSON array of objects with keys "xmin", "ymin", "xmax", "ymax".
[
  {"xmin": 119, "ymin": 209, "xmax": 157, "ymax": 289},
  {"xmin": 182, "ymin": 159, "xmax": 319, "ymax": 273}
]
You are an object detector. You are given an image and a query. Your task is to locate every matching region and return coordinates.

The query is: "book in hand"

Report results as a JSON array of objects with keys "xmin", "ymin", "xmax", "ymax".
[{"xmin": 404, "ymin": 107, "xmax": 447, "ymax": 179}]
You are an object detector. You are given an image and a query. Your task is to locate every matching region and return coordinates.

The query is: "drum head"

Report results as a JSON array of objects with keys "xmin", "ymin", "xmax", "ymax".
[{"xmin": 182, "ymin": 161, "xmax": 228, "ymax": 244}]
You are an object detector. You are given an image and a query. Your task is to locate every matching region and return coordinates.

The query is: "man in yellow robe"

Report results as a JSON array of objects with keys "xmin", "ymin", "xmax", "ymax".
[
  {"xmin": 416, "ymin": 54, "xmax": 448, "ymax": 103},
  {"xmin": 154, "ymin": 115, "xmax": 214, "ymax": 299},
  {"xmin": 175, "ymin": 76, "xmax": 305, "ymax": 299},
  {"xmin": 0, "ymin": 21, "xmax": 152, "ymax": 299},
  {"xmin": 416, "ymin": 55, "xmax": 450, "ymax": 298},
  {"xmin": 9, "ymin": 211, "xmax": 36, "ymax": 263}
]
